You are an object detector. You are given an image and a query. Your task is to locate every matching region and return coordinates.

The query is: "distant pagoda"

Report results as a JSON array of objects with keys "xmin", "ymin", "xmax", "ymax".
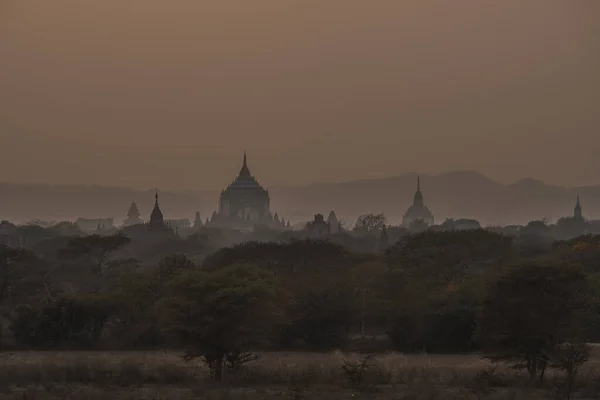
[
  {"xmin": 123, "ymin": 201, "xmax": 143, "ymax": 226},
  {"xmin": 194, "ymin": 212, "xmax": 203, "ymax": 229},
  {"xmin": 402, "ymin": 176, "xmax": 434, "ymax": 229},
  {"xmin": 149, "ymin": 190, "xmax": 169, "ymax": 232}
]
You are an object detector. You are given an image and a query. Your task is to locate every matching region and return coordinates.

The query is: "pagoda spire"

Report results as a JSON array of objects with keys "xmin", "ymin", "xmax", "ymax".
[
  {"xmin": 574, "ymin": 194, "xmax": 583, "ymax": 219},
  {"xmin": 413, "ymin": 176, "xmax": 424, "ymax": 206},
  {"xmin": 149, "ymin": 189, "xmax": 165, "ymax": 229},
  {"xmin": 239, "ymin": 151, "xmax": 251, "ymax": 177}
]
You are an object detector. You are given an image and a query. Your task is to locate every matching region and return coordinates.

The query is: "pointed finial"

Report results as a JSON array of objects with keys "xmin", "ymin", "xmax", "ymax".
[
  {"xmin": 417, "ymin": 176, "xmax": 421, "ymax": 191},
  {"xmin": 239, "ymin": 151, "xmax": 251, "ymax": 177}
]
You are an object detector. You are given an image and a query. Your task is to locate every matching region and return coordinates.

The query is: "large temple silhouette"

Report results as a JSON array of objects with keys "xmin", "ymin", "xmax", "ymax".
[{"xmin": 207, "ymin": 153, "xmax": 287, "ymax": 231}]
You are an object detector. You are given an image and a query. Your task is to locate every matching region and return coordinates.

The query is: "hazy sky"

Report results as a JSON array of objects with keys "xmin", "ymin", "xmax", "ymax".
[{"xmin": 2, "ymin": 0, "xmax": 599, "ymax": 190}]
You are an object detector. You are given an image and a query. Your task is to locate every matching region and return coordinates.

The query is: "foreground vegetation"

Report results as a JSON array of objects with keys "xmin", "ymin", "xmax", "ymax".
[
  {"xmin": 3, "ymin": 227, "xmax": 600, "ymax": 397},
  {"xmin": 2, "ymin": 350, "xmax": 600, "ymax": 399}
]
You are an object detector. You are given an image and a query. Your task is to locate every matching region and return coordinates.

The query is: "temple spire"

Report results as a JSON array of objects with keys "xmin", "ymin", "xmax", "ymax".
[
  {"xmin": 574, "ymin": 194, "xmax": 583, "ymax": 219},
  {"xmin": 413, "ymin": 176, "xmax": 424, "ymax": 206},
  {"xmin": 239, "ymin": 151, "xmax": 251, "ymax": 177},
  {"xmin": 149, "ymin": 189, "xmax": 165, "ymax": 229}
]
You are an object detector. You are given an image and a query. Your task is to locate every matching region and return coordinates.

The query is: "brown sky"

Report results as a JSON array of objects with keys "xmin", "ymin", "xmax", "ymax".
[{"xmin": 1, "ymin": 0, "xmax": 599, "ymax": 190}]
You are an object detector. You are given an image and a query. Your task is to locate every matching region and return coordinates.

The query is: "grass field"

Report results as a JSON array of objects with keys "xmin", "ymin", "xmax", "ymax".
[{"xmin": 2, "ymin": 350, "xmax": 600, "ymax": 399}]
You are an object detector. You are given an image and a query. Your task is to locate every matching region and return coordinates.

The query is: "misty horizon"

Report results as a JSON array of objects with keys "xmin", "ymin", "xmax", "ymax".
[
  {"xmin": 1, "ymin": 167, "xmax": 599, "ymax": 193},
  {"xmin": 2, "ymin": 168, "xmax": 598, "ymax": 227}
]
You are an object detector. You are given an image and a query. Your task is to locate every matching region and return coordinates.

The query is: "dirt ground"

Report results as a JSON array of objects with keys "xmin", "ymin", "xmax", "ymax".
[{"xmin": 2, "ymin": 350, "xmax": 600, "ymax": 399}]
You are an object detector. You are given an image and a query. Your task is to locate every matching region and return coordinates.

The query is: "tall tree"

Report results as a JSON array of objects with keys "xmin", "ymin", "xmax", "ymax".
[
  {"xmin": 479, "ymin": 262, "xmax": 590, "ymax": 384},
  {"xmin": 157, "ymin": 265, "xmax": 287, "ymax": 381},
  {"xmin": 349, "ymin": 261, "xmax": 388, "ymax": 339},
  {"xmin": 60, "ymin": 233, "xmax": 131, "ymax": 275}
]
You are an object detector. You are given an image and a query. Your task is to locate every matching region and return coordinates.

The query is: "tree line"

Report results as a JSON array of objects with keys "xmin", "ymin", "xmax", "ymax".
[{"xmin": 2, "ymin": 230, "xmax": 600, "ymax": 382}]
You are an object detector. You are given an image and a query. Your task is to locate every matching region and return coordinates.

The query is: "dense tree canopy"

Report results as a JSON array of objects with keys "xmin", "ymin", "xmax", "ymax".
[
  {"xmin": 157, "ymin": 265, "xmax": 287, "ymax": 380},
  {"xmin": 2, "ymin": 227, "xmax": 600, "ymax": 382},
  {"xmin": 386, "ymin": 229, "xmax": 514, "ymax": 285},
  {"xmin": 479, "ymin": 262, "xmax": 590, "ymax": 383}
]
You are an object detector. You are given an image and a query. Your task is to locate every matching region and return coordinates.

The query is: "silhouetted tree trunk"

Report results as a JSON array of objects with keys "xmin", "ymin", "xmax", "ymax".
[
  {"xmin": 527, "ymin": 355, "xmax": 538, "ymax": 385},
  {"xmin": 212, "ymin": 356, "xmax": 224, "ymax": 381},
  {"xmin": 539, "ymin": 359, "xmax": 547, "ymax": 385},
  {"xmin": 360, "ymin": 288, "xmax": 366, "ymax": 340}
]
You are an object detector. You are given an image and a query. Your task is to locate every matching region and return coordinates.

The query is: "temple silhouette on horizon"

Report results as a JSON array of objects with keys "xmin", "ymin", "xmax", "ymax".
[
  {"xmin": 402, "ymin": 177, "xmax": 435, "ymax": 229},
  {"xmin": 205, "ymin": 153, "xmax": 288, "ymax": 231}
]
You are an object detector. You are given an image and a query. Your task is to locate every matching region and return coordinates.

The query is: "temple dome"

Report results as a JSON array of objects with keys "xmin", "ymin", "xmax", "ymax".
[
  {"xmin": 402, "ymin": 177, "xmax": 434, "ymax": 228},
  {"xmin": 403, "ymin": 204, "xmax": 434, "ymax": 226}
]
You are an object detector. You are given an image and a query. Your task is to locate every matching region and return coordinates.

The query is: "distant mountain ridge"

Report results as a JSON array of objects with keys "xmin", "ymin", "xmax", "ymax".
[{"xmin": 1, "ymin": 171, "xmax": 599, "ymax": 226}]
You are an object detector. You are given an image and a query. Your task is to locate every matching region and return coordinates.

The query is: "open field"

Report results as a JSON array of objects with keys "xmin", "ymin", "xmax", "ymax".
[{"xmin": 3, "ymin": 350, "xmax": 600, "ymax": 399}]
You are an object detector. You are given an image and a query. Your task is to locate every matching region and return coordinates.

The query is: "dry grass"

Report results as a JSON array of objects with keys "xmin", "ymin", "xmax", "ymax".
[{"xmin": 1, "ymin": 350, "xmax": 600, "ymax": 399}]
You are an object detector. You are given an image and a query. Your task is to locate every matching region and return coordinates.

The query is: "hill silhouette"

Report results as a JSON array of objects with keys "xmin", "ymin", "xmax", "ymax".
[{"xmin": 1, "ymin": 172, "xmax": 598, "ymax": 226}]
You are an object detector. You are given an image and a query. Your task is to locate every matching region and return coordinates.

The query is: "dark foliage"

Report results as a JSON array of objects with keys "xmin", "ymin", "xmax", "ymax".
[
  {"xmin": 386, "ymin": 307, "xmax": 477, "ymax": 353},
  {"xmin": 386, "ymin": 229, "xmax": 514, "ymax": 284},
  {"xmin": 2, "ymin": 228, "xmax": 600, "ymax": 385},
  {"xmin": 10, "ymin": 296, "xmax": 109, "ymax": 349},
  {"xmin": 283, "ymin": 289, "xmax": 356, "ymax": 349},
  {"xmin": 479, "ymin": 262, "xmax": 590, "ymax": 383},
  {"xmin": 59, "ymin": 233, "xmax": 131, "ymax": 274},
  {"xmin": 202, "ymin": 239, "xmax": 350, "ymax": 273}
]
